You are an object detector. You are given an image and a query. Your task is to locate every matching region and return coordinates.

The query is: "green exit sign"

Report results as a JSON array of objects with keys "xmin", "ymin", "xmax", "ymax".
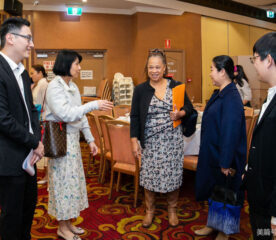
[
  {"xmin": 67, "ymin": 7, "xmax": 82, "ymax": 16},
  {"xmin": 266, "ymin": 10, "xmax": 275, "ymax": 18}
]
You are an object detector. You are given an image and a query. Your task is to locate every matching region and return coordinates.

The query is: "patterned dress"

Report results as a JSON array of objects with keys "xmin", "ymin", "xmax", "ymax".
[
  {"xmin": 48, "ymin": 132, "xmax": 89, "ymax": 220},
  {"xmin": 140, "ymin": 80, "xmax": 184, "ymax": 193},
  {"xmin": 45, "ymin": 76, "xmax": 98, "ymax": 221}
]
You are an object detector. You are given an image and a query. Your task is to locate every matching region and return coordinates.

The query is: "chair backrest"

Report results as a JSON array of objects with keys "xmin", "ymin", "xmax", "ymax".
[
  {"xmin": 87, "ymin": 113, "xmax": 102, "ymax": 148},
  {"xmin": 113, "ymin": 105, "xmax": 131, "ymax": 118},
  {"xmin": 246, "ymin": 114, "xmax": 259, "ymax": 162},
  {"xmin": 81, "ymin": 96, "xmax": 97, "ymax": 104},
  {"xmin": 98, "ymin": 115, "xmax": 114, "ymax": 152},
  {"xmin": 97, "ymin": 78, "xmax": 111, "ymax": 100},
  {"xmin": 92, "ymin": 109, "xmax": 113, "ymax": 117},
  {"xmin": 245, "ymin": 115, "xmax": 253, "ymax": 138},
  {"xmin": 244, "ymin": 106, "xmax": 254, "ymax": 117},
  {"xmin": 106, "ymin": 120, "xmax": 137, "ymax": 166}
]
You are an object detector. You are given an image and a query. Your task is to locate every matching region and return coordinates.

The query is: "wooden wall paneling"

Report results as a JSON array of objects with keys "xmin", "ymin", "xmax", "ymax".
[{"xmin": 34, "ymin": 49, "xmax": 106, "ymax": 94}]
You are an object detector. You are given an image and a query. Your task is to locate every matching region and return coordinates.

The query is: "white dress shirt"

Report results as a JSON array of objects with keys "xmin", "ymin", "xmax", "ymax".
[
  {"xmin": 258, "ymin": 85, "xmax": 276, "ymax": 124},
  {"xmin": 0, "ymin": 51, "xmax": 33, "ymax": 134}
]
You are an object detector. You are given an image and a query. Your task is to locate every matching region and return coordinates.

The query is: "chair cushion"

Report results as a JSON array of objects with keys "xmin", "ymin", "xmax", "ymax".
[
  {"xmin": 113, "ymin": 162, "xmax": 136, "ymax": 173},
  {"xmin": 183, "ymin": 155, "xmax": 198, "ymax": 171}
]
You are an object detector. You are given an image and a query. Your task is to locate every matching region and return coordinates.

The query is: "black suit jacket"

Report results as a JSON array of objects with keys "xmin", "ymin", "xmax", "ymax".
[
  {"xmin": 246, "ymin": 93, "xmax": 276, "ymax": 216},
  {"xmin": 0, "ymin": 55, "xmax": 40, "ymax": 176},
  {"xmin": 130, "ymin": 78, "xmax": 193, "ymax": 148}
]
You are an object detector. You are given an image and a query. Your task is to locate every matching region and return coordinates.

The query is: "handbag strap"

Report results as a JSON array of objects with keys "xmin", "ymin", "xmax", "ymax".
[{"xmin": 39, "ymin": 87, "xmax": 48, "ymax": 141}]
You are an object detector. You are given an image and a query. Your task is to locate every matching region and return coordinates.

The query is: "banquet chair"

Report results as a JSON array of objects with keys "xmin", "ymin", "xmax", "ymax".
[
  {"xmin": 106, "ymin": 120, "xmax": 140, "ymax": 207},
  {"xmin": 244, "ymin": 106, "xmax": 254, "ymax": 117},
  {"xmin": 87, "ymin": 113, "xmax": 103, "ymax": 180},
  {"xmin": 246, "ymin": 114, "xmax": 259, "ymax": 162},
  {"xmin": 81, "ymin": 78, "xmax": 111, "ymax": 103},
  {"xmin": 91, "ymin": 109, "xmax": 113, "ymax": 117},
  {"xmin": 113, "ymin": 105, "xmax": 131, "ymax": 118},
  {"xmin": 98, "ymin": 115, "xmax": 114, "ymax": 183},
  {"xmin": 183, "ymin": 155, "xmax": 198, "ymax": 171}
]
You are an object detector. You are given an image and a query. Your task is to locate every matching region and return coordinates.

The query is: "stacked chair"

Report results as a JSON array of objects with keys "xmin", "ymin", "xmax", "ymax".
[{"xmin": 112, "ymin": 73, "xmax": 134, "ymax": 106}]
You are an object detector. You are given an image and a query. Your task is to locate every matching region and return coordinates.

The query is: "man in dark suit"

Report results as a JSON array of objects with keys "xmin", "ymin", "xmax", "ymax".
[
  {"xmin": 246, "ymin": 32, "xmax": 276, "ymax": 240},
  {"xmin": 0, "ymin": 18, "xmax": 44, "ymax": 240}
]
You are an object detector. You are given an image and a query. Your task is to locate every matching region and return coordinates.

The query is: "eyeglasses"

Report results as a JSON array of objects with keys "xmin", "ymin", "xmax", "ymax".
[
  {"xmin": 11, "ymin": 32, "xmax": 33, "ymax": 43},
  {"xmin": 149, "ymin": 48, "xmax": 165, "ymax": 55},
  {"xmin": 249, "ymin": 55, "xmax": 260, "ymax": 64}
]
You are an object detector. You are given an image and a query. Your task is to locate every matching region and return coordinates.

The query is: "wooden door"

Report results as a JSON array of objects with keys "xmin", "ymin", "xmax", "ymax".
[{"xmin": 164, "ymin": 49, "xmax": 185, "ymax": 83}]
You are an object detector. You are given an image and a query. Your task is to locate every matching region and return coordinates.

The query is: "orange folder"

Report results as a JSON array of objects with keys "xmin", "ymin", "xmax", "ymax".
[{"xmin": 172, "ymin": 84, "xmax": 185, "ymax": 128}]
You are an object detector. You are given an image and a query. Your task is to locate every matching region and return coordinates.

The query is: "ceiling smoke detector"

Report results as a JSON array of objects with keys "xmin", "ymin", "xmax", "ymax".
[{"xmin": 33, "ymin": 0, "xmax": 39, "ymax": 6}]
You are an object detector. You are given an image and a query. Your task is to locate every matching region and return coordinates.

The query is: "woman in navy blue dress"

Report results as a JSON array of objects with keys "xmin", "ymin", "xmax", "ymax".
[{"xmin": 194, "ymin": 55, "xmax": 246, "ymax": 240}]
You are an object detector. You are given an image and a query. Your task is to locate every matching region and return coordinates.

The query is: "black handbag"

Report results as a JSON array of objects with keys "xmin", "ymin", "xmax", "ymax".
[
  {"xmin": 181, "ymin": 108, "xmax": 198, "ymax": 137},
  {"xmin": 41, "ymin": 121, "xmax": 67, "ymax": 158}
]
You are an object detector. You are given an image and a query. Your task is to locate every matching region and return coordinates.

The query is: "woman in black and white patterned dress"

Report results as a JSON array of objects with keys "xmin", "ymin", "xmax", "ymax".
[{"xmin": 130, "ymin": 49, "xmax": 193, "ymax": 228}]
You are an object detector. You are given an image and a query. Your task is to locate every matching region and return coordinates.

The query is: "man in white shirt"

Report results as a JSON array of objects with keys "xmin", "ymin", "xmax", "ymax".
[
  {"xmin": 0, "ymin": 18, "xmax": 44, "ymax": 240},
  {"xmin": 245, "ymin": 32, "xmax": 276, "ymax": 240}
]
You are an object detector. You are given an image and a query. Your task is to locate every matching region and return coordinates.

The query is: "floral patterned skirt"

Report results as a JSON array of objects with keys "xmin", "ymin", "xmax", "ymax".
[
  {"xmin": 48, "ymin": 132, "xmax": 88, "ymax": 220},
  {"xmin": 140, "ymin": 125, "xmax": 184, "ymax": 193}
]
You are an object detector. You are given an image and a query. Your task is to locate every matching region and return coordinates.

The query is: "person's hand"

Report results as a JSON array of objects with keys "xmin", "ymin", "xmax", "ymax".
[
  {"xmin": 33, "ymin": 141, "xmax": 44, "ymax": 159},
  {"xmin": 221, "ymin": 168, "xmax": 231, "ymax": 176},
  {"xmin": 30, "ymin": 153, "xmax": 40, "ymax": 165},
  {"xmin": 89, "ymin": 141, "xmax": 98, "ymax": 156},
  {"xmin": 97, "ymin": 100, "xmax": 113, "ymax": 111},
  {"xmin": 131, "ymin": 138, "xmax": 141, "ymax": 159},
  {"xmin": 170, "ymin": 105, "xmax": 185, "ymax": 121},
  {"xmin": 271, "ymin": 223, "xmax": 276, "ymax": 239}
]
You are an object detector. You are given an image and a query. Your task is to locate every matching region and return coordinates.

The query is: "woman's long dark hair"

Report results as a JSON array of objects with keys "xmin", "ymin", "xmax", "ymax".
[
  {"xmin": 212, "ymin": 55, "xmax": 235, "ymax": 81},
  {"xmin": 235, "ymin": 65, "xmax": 249, "ymax": 87}
]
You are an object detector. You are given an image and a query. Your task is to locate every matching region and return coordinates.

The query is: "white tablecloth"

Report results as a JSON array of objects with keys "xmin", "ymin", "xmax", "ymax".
[
  {"xmin": 183, "ymin": 124, "xmax": 201, "ymax": 155},
  {"xmin": 117, "ymin": 116, "xmax": 131, "ymax": 122}
]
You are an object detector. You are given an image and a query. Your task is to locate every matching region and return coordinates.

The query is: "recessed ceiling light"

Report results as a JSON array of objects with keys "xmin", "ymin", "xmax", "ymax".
[{"xmin": 82, "ymin": 0, "xmax": 87, "ymax": 2}]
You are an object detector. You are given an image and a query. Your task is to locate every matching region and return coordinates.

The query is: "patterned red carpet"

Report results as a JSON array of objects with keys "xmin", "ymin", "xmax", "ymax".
[{"xmin": 31, "ymin": 144, "xmax": 252, "ymax": 240}]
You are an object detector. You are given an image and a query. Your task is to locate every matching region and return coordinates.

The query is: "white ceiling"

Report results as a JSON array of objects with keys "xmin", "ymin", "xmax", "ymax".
[
  {"xmin": 233, "ymin": 0, "xmax": 276, "ymax": 10},
  {"xmin": 21, "ymin": 0, "xmax": 184, "ymax": 15},
  {"xmin": 21, "ymin": 0, "xmax": 276, "ymax": 12},
  {"xmin": 19, "ymin": 0, "xmax": 276, "ymax": 30}
]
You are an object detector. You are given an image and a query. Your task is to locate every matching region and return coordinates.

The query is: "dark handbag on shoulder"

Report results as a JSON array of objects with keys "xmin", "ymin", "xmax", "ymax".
[
  {"xmin": 207, "ymin": 175, "xmax": 242, "ymax": 235},
  {"xmin": 40, "ymin": 89, "xmax": 67, "ymax": 158},
  {"xmin": 41, "ymin": 121, "xmax": 67, "ymax": 158},
  {"xmin": 181, "ymin": 108, "xmax": 198, "ymax": 137}
]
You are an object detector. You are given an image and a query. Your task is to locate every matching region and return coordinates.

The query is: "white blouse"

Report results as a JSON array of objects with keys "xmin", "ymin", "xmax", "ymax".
[
  {"xmin": 45, "ymin": 75, "xmax": 98, "ymax": 143},
  {"xmin": 236, "ymin": 79, "xmax": 252, "ymax": 102},
  {"xmin": 32, "ymin": 78, "xmax": 48, "ymax": 105}
]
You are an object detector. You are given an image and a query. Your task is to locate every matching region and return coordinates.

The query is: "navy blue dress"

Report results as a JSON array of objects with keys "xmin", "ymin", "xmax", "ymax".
[{"xmin": 195, "ymin": 82, "xmax": 246, "ymax": 201}]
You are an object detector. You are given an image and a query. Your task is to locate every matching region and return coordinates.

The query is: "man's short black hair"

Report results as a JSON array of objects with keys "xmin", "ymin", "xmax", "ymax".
[
  {"xmin": 53, "ymin": 50, "xmax": 82, "ymax": 76},
  {"xmin": 0, "ymin": 17, "xmax": 30, "ymax": 48},
  {"xmin": 253, "ymin": 32, "xmax": 276, "ymax": 63}
]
